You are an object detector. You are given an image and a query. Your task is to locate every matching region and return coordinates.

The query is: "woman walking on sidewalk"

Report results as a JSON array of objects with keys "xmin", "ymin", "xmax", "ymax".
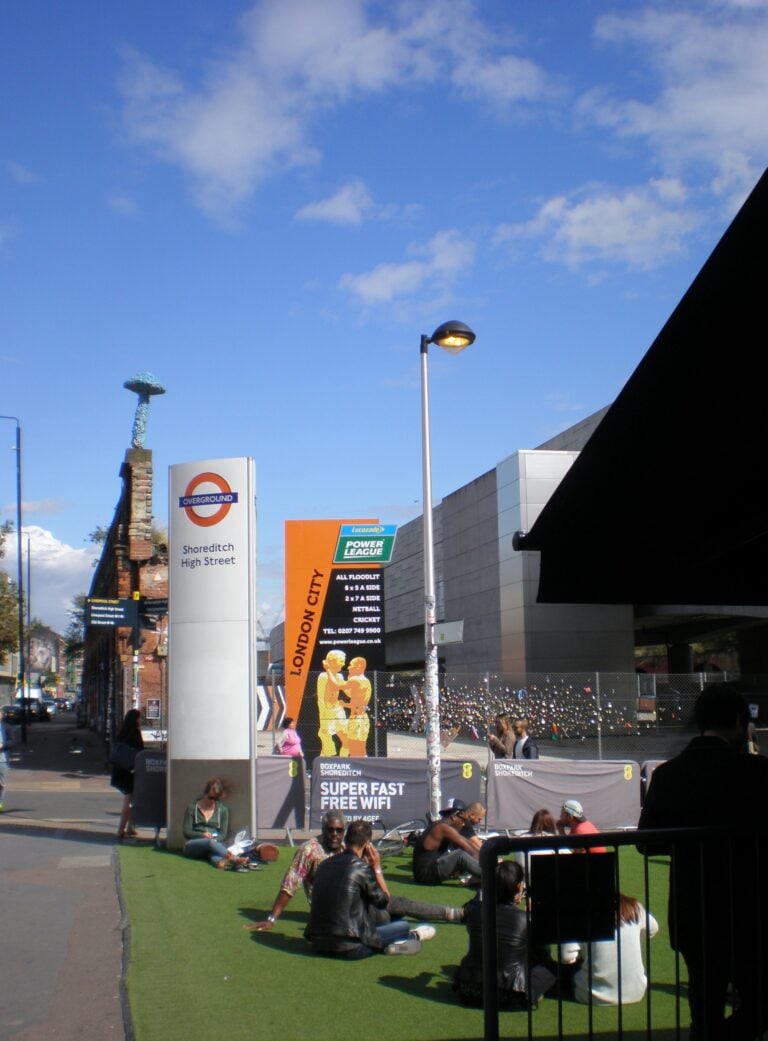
[{"xmin": 111, "ymin": 708, "xmax": 144, "ymax": 839}]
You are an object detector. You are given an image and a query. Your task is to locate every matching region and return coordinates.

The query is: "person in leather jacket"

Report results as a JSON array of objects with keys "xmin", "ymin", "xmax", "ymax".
[
  {"xmin": 304, "ymin": 820, "xmax": 416, "ymax": 958},
  {"xmin": 454, "ymin": 860, "xmax": 555, "ymax": 1008}
]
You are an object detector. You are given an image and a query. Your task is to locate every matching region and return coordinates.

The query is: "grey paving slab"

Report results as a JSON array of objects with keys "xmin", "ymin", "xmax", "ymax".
[{"xmin": 0, "ymin": 720, "xmax": 128, "ymax": 1041}]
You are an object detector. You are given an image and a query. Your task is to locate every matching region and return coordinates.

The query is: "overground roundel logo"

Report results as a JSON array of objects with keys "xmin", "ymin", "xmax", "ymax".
[{"xmin": 179, "ymin": 471, "xmax": 239, "ymax": 527}]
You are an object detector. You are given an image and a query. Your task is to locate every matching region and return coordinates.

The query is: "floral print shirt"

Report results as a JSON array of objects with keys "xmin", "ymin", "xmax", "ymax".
[{"xmin": 280, "ymin": 836, "xmax": 334, "ymax": 901}]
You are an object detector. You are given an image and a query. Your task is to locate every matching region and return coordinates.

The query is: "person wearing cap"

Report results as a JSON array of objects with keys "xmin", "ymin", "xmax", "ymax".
[
  {"xmin": 412, "ymin": 801, "xmax": 481, "ymax": 884},
  {"xmin": 458, "ymin": 801, "xmax": 487, "ymax": 852},
  {"xmin": 557, "ymin": 800, "xmax": 606, "ymax": 854}
]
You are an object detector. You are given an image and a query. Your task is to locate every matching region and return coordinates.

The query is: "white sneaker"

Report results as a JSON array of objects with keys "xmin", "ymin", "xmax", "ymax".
[
  {"xmin": 410, "ymin": 925, "xmax": 436, "ymax": 942},
  {"xmin": 384, "ymin": 937, "xmax": 422, "ymax": 955}
]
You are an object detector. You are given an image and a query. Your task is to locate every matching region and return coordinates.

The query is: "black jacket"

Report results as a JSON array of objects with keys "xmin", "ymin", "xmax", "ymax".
[
  {"xmin": 305, "ymin": 849, "xmax": 389, "ymax": 954},
  {"xmin": 454, "ymin": 895, "xmax": 553, "ymax": 1006},
  {"xmin": 514, "ymin": 736, "xmax": 539, "ymax": 759},
  {"xmin": 638, "ymin": 735, "xmax": 768, "ymax": 954}
]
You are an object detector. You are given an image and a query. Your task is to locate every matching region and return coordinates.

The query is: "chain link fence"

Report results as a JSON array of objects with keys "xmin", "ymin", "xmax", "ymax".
[{"xmin": 285, "ymin": 669, "xmax": 759, "ymax": 762}]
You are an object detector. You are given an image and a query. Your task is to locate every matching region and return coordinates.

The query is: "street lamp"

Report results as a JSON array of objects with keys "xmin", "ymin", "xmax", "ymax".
[
  {"xmin": 420, "ymin": 321, "xmax": 475, "ymax": 820},
  {"xmin": 0, "ymin": 415, "xmax": 26, "ymax": 742},
  {"xmin": 24, "ymin": 532, "xmax": 31, "ymax": 683}
]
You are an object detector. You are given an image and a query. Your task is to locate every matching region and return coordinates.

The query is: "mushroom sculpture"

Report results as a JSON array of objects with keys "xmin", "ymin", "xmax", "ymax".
[{"xmin": 123, "ymin": 371, "xmax": 166, "ymax": 448}]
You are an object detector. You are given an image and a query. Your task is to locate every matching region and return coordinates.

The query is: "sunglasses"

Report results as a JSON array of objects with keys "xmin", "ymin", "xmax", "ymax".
[{"xmin": 326, "ymin": 826, "xmax": 345, "ymax": 833}]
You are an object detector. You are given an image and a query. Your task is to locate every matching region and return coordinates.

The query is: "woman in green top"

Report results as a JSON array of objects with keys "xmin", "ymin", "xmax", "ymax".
[{"xmin": 182, "ymin": 777, "xmax": 247, "ymax": 870}]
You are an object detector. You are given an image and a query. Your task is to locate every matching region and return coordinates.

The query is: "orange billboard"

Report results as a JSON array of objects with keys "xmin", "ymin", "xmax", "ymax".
[{"xmin": 284, "ymin": 519, "xmax": 391, "ymax": 761}]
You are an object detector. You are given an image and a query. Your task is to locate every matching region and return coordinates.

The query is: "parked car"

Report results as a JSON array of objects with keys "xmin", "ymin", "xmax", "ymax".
[
  {"xmin": 9, "ymin": 697, "xmax": 48, "ymax": 721},
  {"xmin": 2, "ymin": 703, "xmax": 24, "ymax": 724}
]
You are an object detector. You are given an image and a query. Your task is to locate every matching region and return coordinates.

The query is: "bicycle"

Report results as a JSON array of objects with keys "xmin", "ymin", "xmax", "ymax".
[{"xmin": 373, "ymin": 818, "xmax": 425, "ymax": 858}]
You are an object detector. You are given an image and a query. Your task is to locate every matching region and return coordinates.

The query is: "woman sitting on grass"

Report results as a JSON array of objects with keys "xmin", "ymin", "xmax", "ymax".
[
  {"xmin": 182, "ymin": 777, "xmax": 248, "ymax": 871},
  {"xmin": 454, "ymin": 860, "xmax": 555, "ymax": 1009},
  {"xmin": 528, "ymin": 808, "xmax": 557, "ymax": 836},
  {"xmin": 561, "ymin": 892, "xmax": 659, "ymax": 1005}
]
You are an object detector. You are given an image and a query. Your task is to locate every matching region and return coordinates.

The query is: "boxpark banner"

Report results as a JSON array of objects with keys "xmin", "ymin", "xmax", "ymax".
[
  {"xmin": 284, "ymin": 519, "xmax": 396, "ymax": 762},
  {"xmin": 486, "ymin": 758, "xmax": 642, "ymax": 832},
  {"xmin": 308, "ymin": 757, "xmax": 482, "ymax": 828}
]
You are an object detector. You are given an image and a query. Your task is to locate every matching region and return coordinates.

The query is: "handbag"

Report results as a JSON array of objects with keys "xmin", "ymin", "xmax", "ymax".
[{"xmin": 110, "ymin": 740, "xmax": 138, "ymax": 771}]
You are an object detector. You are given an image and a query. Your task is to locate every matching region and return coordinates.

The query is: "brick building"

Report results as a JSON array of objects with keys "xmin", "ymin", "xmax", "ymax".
[{"xmin": 81, "ymin": 447, "xmax": 168, "ymax": 741}]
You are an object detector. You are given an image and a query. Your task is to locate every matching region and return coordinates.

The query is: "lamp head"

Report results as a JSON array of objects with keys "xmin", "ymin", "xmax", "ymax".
[{"xmin": 429, "ymin": 320, "xmax": 475, "ymax": 355}]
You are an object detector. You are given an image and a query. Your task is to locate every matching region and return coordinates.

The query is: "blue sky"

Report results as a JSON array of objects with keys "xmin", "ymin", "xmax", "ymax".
[{"xmin": 2, "ymin": 0, "xmax": 767, "ymax": 634}]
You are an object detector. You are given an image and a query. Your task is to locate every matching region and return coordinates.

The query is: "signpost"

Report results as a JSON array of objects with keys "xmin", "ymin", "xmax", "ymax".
[
  {"xmin": 168, "ymin": 457, "xmax": 257, "ymax": 845},
  {"xmin": 86, "ymin": 598, "xmax": 138, "ymax": 627}
]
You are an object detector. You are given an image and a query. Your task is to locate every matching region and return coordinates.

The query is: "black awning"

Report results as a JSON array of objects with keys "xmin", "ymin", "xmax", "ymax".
[{"xmin": 516, "ymin": 168, "xmax": 768, "ymax": 607}]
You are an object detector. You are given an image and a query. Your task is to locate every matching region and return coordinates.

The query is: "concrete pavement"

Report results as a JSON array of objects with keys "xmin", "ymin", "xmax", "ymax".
[{"xmin": 0, "ymin": 715, "xmax": 130, "ymax": 1041}]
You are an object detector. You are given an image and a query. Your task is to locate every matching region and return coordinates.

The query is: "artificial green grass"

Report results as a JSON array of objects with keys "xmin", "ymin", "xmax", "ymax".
[{"xmin": 119, "ymin": 844, "xmax": 684, "ymax": 1041}]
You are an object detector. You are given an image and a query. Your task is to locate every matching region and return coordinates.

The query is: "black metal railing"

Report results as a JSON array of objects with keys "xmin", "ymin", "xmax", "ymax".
[{"xmin": 478, "ymin": 827, "xmax": 765, "ymax": 1041}]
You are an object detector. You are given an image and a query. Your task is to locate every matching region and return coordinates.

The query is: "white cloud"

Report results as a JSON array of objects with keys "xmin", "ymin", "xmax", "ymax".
[
  {"xmin": 339, "ymin": 228, "xmax": 475, "ymax": 304},
  {"xmin": 20, "ymin": 499, "xmax": 65, "ymax": 515},
  {"xmin": 107, "ymin": 193, "xmax": 140, "ymax": 217},
  {"xmin": 1, "ymin": 526, "xmax": 99, "ymax": 634},
  {"xmin": 582, "ymin": 5, "xmax": 768, "ymax": 199},
  {"xmin": 294, "ymin": 180, "xmax": 420, "ymax": 225},
  {"xmin": 545, "ymin": 392, "xmax": 589, "ymax": 415},
  {"xmin": 116, "ymin": 0, "xmax": 553, "ymax": 220},
  {"xmin": 2, "ymin": 160, "xmax": 42, "ymax": 185},
  {"xmin": 295, "ymin": 181, "xmax": 375, "ymax": 225},
  {"xmin": 452, "ymin": 51, "xmax": 553, "ymax": 106},
  {"xmin": 496, "ymin": 179, "xmax": 700, "ymax": 271},
  {"xmin": 0, "ymin": 219, "xmax": 17, "ymax": 252}
]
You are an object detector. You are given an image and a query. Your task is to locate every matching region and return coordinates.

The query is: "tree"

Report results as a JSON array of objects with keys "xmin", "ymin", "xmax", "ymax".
[
  {"xmin": 88, "ymin": 522, "xmax": 167, "ymax": 565},
  {"xmin": 88, "ymin": 526, "xmax": 109, "ymax": 546},
  {"xmin": 0, "ymin": 521, "xmax": 20, "ymax": 667},
  {"xmin": 65, "ymin": 594, "xmax": 87, "ymax": 657},
  {"xmin": 40, "ymin": 670, "xmax": 61, "ymax": 693}
]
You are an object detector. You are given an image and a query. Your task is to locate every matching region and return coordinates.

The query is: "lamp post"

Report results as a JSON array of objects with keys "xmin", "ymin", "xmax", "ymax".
[
  {"xmin": 0, "ymin": 415, "xmax": 26, "ymax": 743},
  {"xmin": 24, "ymin": 531, "xmax": 31, "ymax": 683},
  {"xmin": 420, "ymin": 321, "xmax": 475, "ymax": 820}
]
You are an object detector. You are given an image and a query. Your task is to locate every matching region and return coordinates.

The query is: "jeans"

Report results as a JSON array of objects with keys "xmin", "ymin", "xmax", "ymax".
[
  {"xmin": 382, "ymin": 894, "xmax": 452, "ymax": 921},
  {"xmin": 436, "ymin": 848, "xmax": 481, "ymax": 881},
  {"xmin": 322, "ymin": 919, "xmax": 412, "ymax": 960},
  {"xmin": 184, "ymin": 837, "xmax": 229, "ymax": 867}
]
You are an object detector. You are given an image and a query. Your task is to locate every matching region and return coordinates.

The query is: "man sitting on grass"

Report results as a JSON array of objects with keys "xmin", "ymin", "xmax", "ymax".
[
  {"xmin": 412, "ymin": 803, "xmax": 481, "ymax": 884},
  {"xmin": 245, "ymin": 809, "xmax": 463, "ymax": 932},
  {"xmin": 305, "ymin": 819, "xmax": 432, "ymax": 958},
  {"xmin": 556, "ymin": 800, "xmax": 607, "ymax": 854}
]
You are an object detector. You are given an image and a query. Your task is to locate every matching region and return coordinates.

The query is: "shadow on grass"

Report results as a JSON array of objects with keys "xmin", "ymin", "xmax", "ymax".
[
  {"xmin": 243, "ymin": 929, "xmax": 317, "ymax": 956},
  {"xmin": 377, "ymin": 964, "xmax": 690, "ymax": 1041},
  {"xmin": 238, "ymin": 906, "xmax": 310, "ymax": 928},
  {"xmin": 379, "ymin": 968, "xmax": 460, "ymax": 1007}
]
